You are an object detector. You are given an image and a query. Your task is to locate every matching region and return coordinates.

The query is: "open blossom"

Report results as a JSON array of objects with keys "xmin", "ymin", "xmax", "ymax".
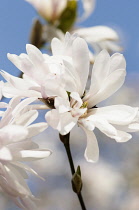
[
  {"xmin": 1, "ymin": 33, "xmax": 139, "ymax": 163},
  {"xmin": 1, "ymin": 43, "xmax": 70, "ymax": 101},
  {"xmin": 45, "ymin": 34, "xmax": 139, "ymax": 162},
  {"xmin": 25, "ymin": 0, "xmax": 68, "ymax": 22},
  {"xmin": 0, "ymin": 97, "xmax": 51, "ymax": 209}
]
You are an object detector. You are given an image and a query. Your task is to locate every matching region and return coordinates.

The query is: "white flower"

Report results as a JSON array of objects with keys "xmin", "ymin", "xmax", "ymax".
[
  {"xmin": 0, "ymin": 97, "xmax": 51, "ymax": 209},
  {"xmin": 45, "ymin": 35, "xmax": 139, "ymax": 163},
  {"xmin": 25, "ymin": 0, "xmax": 68, "ymax": 22},
  {"xmin": 1, "ymin": 44, "xmax": 70, "ymax": 101}
]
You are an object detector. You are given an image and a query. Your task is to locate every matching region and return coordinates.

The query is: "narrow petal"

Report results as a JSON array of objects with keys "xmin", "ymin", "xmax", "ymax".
[
  {"xmin": 89, "ymin": 50, "xmax": 110, "ymax": 96},
  {"xmin": 15, "ymin": 110, "xmax": 38, "ymax": 127},
  {"xmin": 41, "ymin": 80, "xmax": 68, "ymax": 100},
  {"xmin": 12, "ymin": 97, "xmax": 38, "ymax": 117},
  {"xmin": 27, "ymin": 122, "xmax": 48, "ymax": 138},
  {"xmin": 80, "ymin": 0, "xmax": 96, "ymax": 21},
  {"xmin": 110, "ymin": 53, "xmax": 126, "ymax": 73},
  {"xmin": 87, "ymin": 69, "xmax": 126, "ymax": 107},
  {"xmin": 46, "ymin": 110, "xmax": 77, "ymax": 135},
  {"xmin": 0, "ymin": 125, "xmax": 28, "ymax": 144},
  {"xmin": 81, "ymin": 125, "xmax": 99, "ymax": 162},
  {"xmin": 114, "ymin": 130, "xmax": 132, "ymax": 142},
  {"xmin": 75, "ymin": 26, "xmax": 119, "ymax": 43},
  {"xmin": 26, "ymin": 44, "xmax": 44, "ymax": 67},
  {"xmin": 0, "ymin": 147, "xmax": 12, "ymax": 161},
  {"xmin": 15, "ymin": 149, "xmax": 51, "ymax": 161},
  {"xmin": 51, "ymin": 37, "xmax": 63, "ymax": 55},
  {"xmin": 54, "ymin": 97, "xmax": 71, "ymax": 113},
  {"xmin": 89, "ymin": 105, "xmax": 138, "ymax": 125},
  {"xmin": 72, "ymin": 37, "xmax": 90, "ymax": 96},
  {"xmin": 12, "ymin": 161, "xmax": 45, "ymax": 180}
]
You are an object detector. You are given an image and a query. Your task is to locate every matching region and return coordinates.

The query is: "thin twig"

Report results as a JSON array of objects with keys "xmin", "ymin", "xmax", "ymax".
[{"xmin": 60, "ymin": 133, "xmax": 87, "ymax": 210}]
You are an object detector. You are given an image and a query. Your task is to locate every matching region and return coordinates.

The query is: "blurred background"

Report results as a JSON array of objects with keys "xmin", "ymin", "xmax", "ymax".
[{"xmin": 0, "ymin": 0, "xmax": 139, "ymax": 209}]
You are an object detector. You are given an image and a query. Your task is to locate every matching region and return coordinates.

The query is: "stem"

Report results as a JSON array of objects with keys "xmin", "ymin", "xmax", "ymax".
[{"xmin": 60, "ymin": 133, "xmax": 87, "ymax": 210}]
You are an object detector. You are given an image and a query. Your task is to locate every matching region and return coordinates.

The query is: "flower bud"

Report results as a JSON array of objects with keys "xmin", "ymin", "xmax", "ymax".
[
  {"xmin": 72, "ymin": 166, "xmax": 82, "ymax": 194},
  {"xmin": 30, "ymin": 18, "xmax": 46, "ymax": 49}
]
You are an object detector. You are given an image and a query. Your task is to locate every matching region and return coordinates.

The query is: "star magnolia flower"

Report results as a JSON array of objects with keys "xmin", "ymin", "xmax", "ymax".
[
  {"xmin": 45, "ymin": 35, "xmax": 139, "ymax": 162},
  {"xmin": 25, "ymin": 0, "xmax": 68, "ymax": 22},
  {"xmin": 0, "ymin": 97, "xmax": 51, "ymax": 209},
  {"xmin": 1, "ymin": 43, "xmax": 70, "ymax": 101}
]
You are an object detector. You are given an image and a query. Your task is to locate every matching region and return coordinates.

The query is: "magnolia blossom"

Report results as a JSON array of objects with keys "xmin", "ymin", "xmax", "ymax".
[
  {"xmin": 0, "ymin": 97, "xmax": 51, "ymax": 209},
  {"xmin": 1, "ymin": 43, "xmax": 70, "ymax": 101},
  {"xmin": 25, "ymin": 0, "xmax": 68, "ymax": 22},
  {"xmin": 1, "ymin": 34, "xmax": 84, "ymax": 102},
  {"xmin": 1, "ymin": 33, "xmax": 139, "ymax": 163},
  {"xmin": 45, "ymin": 34, "xmax": 139, "ymax": 162}
]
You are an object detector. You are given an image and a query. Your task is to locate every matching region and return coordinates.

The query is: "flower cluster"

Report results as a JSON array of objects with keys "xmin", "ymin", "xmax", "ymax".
[
  {"xmin": 1, "ymin": 32, "xmax": 139, "ymax": 163},
  {"xmin": 0, "ymin": 31, "xmax": 139, "ymax": 208},
  {"xmin": 25, "ymin": 0, "xmax": 121, "ymax": 62},
  {"xmin": 0, "ymin": 1, "xmax": 138, "ymax": 210},
  {"xmin": 0, "ymin": 96, "xmax": 51, "ymax": 209}
]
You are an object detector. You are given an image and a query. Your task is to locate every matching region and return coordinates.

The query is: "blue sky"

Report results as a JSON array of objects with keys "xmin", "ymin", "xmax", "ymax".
[{"xmin": 0, "ymin": 0, "xmax": 139, "ymax": 79}]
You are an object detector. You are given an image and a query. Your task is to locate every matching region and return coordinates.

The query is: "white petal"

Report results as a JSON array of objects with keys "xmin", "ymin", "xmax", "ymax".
[
  {"xmin": 0, "ymin": 125, "xmax": 28, "ymax": 144},
  {"xmin": 0, "ymin": 147, "xmax": 12, "ymax": 161},
  {"xmin": 87, "ymin": 69, "xmax": 126, "ymax": 107},
  {"xmin": 12, "ymin": 161, "xmax": 45, "ymax": 180},
  {"xmin": 75, "ymin": 26, "xmax": 119, "ymax": 43},
  {"xmin": 41, "ymin": 80, "xmax": 68, "ymax": 100},
  {"xmin": 110, "ymin": 53, "xmax": 126, "ymax": 73},
  {"xmin": 128, "ymin": 123, "xmax": 139, "ymax": 131},
  {"xmin": 1, "ymin": 70, "xmax": 31, "ymax": 90},
  {"xmin": 70, "ymin": 92, "xmax": 83, "ymax": 108},
  {"xmin": 26, "ymin": 44, "xmax": 44, "ymax": 66},
  {"xmin": 114, "ymin": 130, "xmax": 132, "ymax": 142},
  {"xmin": 87, "ymin": 114, "xmax": 132, "ymax": 142},
  {"xmin": 16, "ymin": 149, "xmax": 51, "ymax": 161},
  {"xmin": 0, "ymin": 164, "xmax": 31, "ymax": 197},
  {"xmin": 12, "ymin": 97, "xmax": 37, "ymax": 117},
  {"xmin": 81, "ymin": 125, "xmax": 99, "ymax": 162},
  {"xmin": 93, "ymin": 118, "xmax": 117, "ymax": 137},
  {"xmin": 0, "ymin": 102, "xmax": 8, "ymax": 108},
  {"xmin": 46, "ymin": 110, "xmax": 77, "ymax": 135},
  {"xmin": 90, "ymin": 105, "xmax": 138, "ymax": 125},
  {"xmin": 55, "ymin": 97, "xmax": 71, "ymax": 113},
  {"xmin": 20, "ymin": 196, "xmax": 37, "ymax": 210},
  {"xmin": 51, "ymin": 37, "xmax": 64, "ymax": 55},
  {"xmin": 80, "ymin": 0, "xmax": 96, "ymax": 21},
  {"xmin": 27, "ymin": 122, "xmax": 48, "ymax": 138},
  {"xmin": 15, "ymin": 110, "xmax": 38, "ymax": 126},
  {"xmin": 72, "ymin": 37, "xmax": 90, "ymax": 96},
  {"xmin": 2, "ymin": 85, "xmax": 41, "ymax": 98},
  {"xmin": 89, "ymin": 50, "xmax": 110, "ymax": 96}
]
